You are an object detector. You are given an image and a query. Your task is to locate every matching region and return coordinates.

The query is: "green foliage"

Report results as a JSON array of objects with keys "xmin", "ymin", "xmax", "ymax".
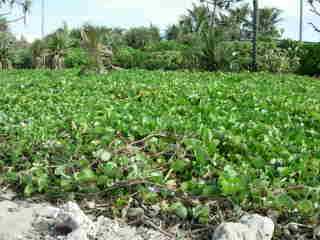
[
  {"xmin": 170, "ymin": 202, "xmax": 188, "ymax": 219},
  {"xmin": 0, "ymin": 70, "xmax": 320, "ymax": 220},
  {"xmin": 64, "ymin": 48, "xmax": 89, "ymax": 68},
  {"xmin": 80, "ymin": 24, "xmax": 113, "ymax": 73},
  {"xmin": 215, "ymin": 41, "xmax": 300, "ymax": 73},
  {"xmin": 278, "ymin": 40, "xmax": 320, "ymax": 76},
  {"xmin": 144, "ymin": 40, "xmax": 188, "ymax": 52},
  {"xmin": 124, "ymin": 26, "xmax": 161, "ymax": 49},
  {"xmin": 11, "ymin": 46, "xmax": 32, "ymax": 69},
  {"xmin": 297, "ymin": 43, "xmax": 320, "ymax": 76},
  {"xmin": 0, "ymin": 32, "xmax": 15, "ymax": 69},
  {"xmin": 113, "ymin": 47, "xmax": 193, "ymax": 70}
]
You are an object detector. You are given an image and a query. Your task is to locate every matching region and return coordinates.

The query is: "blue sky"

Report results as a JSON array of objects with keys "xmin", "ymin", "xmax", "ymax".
[{"xmin": 8, "ymin": 0, "xmax": 320, "ymax": 42}]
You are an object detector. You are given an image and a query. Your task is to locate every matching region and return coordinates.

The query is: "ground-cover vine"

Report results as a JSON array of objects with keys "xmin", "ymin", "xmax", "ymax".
[{"xmin": 0, "ymin": 69, "xmax": 320, "ymax": 223}]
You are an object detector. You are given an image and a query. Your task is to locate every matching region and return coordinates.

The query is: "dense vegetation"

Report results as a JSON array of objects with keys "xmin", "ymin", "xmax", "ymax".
[
  {"xmin": 1, "ymin": 1, "xmax": 319, "ymax": 76},
  {"xmin": 0, "ymin": 70, "xmax": 319, "ymax": 223}
]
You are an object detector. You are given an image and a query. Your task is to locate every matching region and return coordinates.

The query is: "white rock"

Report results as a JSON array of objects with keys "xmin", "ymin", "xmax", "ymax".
[
  {"xmin": 314, "ymin": 225, "xmax": 320, "ymax": 239},
  {"xmin": 212, "ymin": 214, "xmax": 274, "ymax": 240},
  {"xmin": 53, "ymin": 202, "xmax": 96, "ymax": 240},
  {"xmin": 212, "ymin": 223, "xmax": 256, "ymax": 240},
  {"xmin": 240, "ymin": 214, "xmax": 274, "ymax": 240},
  {"xmin": 0, "ymin": 198, "xmax": 171, "ymax": 240}
]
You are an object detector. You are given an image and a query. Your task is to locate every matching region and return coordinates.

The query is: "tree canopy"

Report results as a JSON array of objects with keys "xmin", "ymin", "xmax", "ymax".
[
  {"xmin": 309, "ymin": 0, "xmax": 320, "ymax": 32},
  {"xmin": 0, "ymin": 0, "xmax": 31, "ymax": 29}
]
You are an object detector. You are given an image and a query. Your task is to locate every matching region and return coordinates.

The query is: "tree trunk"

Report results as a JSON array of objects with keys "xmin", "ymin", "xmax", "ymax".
[{"xmin": 252, "ymin": 0, "xmax": 259, "ymax": 72}]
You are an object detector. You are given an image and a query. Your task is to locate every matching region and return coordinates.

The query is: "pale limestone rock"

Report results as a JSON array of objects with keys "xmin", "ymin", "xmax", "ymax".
[{"xmin": 212, "ymin": 214, "xmax": 275, "ymax": 240}]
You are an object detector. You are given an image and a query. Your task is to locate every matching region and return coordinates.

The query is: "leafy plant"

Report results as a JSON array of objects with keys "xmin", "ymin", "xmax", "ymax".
[
  {"xmin": 80, "ymin": 25, "xmax": 113, "ymax": 74},
  {"xmin": 0, "ymin": 69, "xmax": 320, "ymax": 221}
]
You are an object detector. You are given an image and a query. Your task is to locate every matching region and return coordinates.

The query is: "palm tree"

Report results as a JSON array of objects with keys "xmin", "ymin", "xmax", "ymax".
[
  {"xmin": 220, "ymin": 4, "xmax": 250, "ymax": 40},
  {"xmin": 165, "ymin": 24, "xmax": 180, "ymax": 40},
  {"xmin": 309, "ymin": 0, "xmax": 320, "ymax": 32},
  {"xmin": 179, "ymin": 4, "xmax": 210, "ymax": 34},
  {"xmin": 80, "ymin": 25, "xmax": 113, "ymax": 74},
  {"xmin": 0, "ymin": 0, "xmax": 31, "ymax": 27},
  {"xmin": 257, "ymin": 7, "xmax": 283, "ymax": 39},
  {"xmin": 47, "ymin": 23, "xmax": 70, "ymax": 69},
  {"xmin": 0, "ymin": 31, "xmax": 14, "ymax": 69},
  {"xmin": 30, "ymin": 39, "xmax": 47, "ymax": 69},
  {"xmin": 199, "ymin": 0, "xmax": 243, "ymax": 28},
  {"xmin": 0, "ymin": 17, "xmax": 8, "ymax": 32},
  {"xmin": 252, "ymin": 0, "xmax": 258, "ymax": 71}
]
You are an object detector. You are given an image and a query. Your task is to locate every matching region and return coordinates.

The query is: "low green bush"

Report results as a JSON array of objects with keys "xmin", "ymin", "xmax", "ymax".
[
  {"xmin": 278, "ymin": 40, "xmax": 320, "ymax": 76},
  {"xmin": 113, "ymin": 47, "xmax": 195, "ymax": 70},
  {"xmin": 12, "ymin": 47, "xmax": 33, "ymax": 69},
  {"xmin": 124, "ymin": 26, "xmax": 161, "ymax": 49},
  {"xmin": 298, "ymin": 43, "xmax": 320, "ymax": 76},
  {"xmin": 216, "ymin": 41, "xmax": 300, "ymax": 73},
  {"xmin": 1, "ymin": 70, "xmax": 320, "ymax": 220},
  {"xmin": 112, "ymin": 47, "xmax": 147, "ymax": 69},
  {"xmin": 145, "ymin": 51, "xmax": 186, "ymax": 70},
  {"xmin": 144, "ymin": 40, "xmax": 188, "ymax": 52},
  {"xmin": 64, "ymin": 48, "xmax": 89, "ymax": 68}
]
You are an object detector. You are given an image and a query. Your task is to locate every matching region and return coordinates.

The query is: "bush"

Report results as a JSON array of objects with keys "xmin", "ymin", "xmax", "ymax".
[
  {"xmin": 215, "ymin": 41, "xmax": 300, "ymax": 73},
  {"xmin": 258, "ymin": 42, "xmax": 300, "ymax": 73},
  {"xmin": 298, "ymin": 43, "xmax": 320, "ymax": 76},
  {"xmin": 145, "ymin": 51, "xmax": 185, "ymax": 70},
  {"xmin": 124, "ymin": 26, "xmax": 161, "ymax": 49},
  {"xmin": 144, "ymin": 40, "xmax": 188, "ymax": 52},
  {"xmin": 12, "ymin": 47, "xmax": 33, "ymax": 69},
  {"xmin": 113, "ymin": 47, "xmax": 147, "ymax": 69},
  {"xmin": 278, "ymin": 40, "xmax": 320, "ymax": 76},
  {"xmin": 113, "ymin": 47, "xmax": 197, "ymax": 70},
  {"xmin": 64, "ymin": 48, "xmax": 89, "ymax": 68}
]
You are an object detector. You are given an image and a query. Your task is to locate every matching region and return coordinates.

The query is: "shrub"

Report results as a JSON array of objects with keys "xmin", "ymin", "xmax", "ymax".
[
  {"xmin": 145, "ymin": 51, "xmax": 185, "ymax": 70},
  {"xmin": 64, "ymin": 48, "xmax": 89, "ymax": 68},
  {"xmin": 278, "ymin": 40, "xmax": 320, "ymax": 76},
  {"xmin": 113, "ymin": 47, "xmax": 147, "ymax": 69},
  {"xmin": 144, "ymin": 40, "xmax": 188, "ymax": 52},
  {"xmin": 297, "ymin": 43, "xmax": 320, "ymax": 76},
  {"xmin": 113, "ymin": 47, "xmax": 197, "ymax": 70},
  {"xmin": 215, "ymin": 41, "xmax": 300, "ymax": 73},
  {"xmin": 12, "ymin": 47, "xmax": 33, "ymax": 69},
  {"xmin": 124, "ymin": 26, "xmax": 161, "ymax": 49},
  {"xmin": 258, "ymin": 42, "xmax": 300, "ymax": 73}
]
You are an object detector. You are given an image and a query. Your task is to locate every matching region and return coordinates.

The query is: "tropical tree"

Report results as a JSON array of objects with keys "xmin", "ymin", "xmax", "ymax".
[
  {"xmin": 165, "ymin": 24, "xmax": 180, "ymax": 40},
  {"xmin": 30, "ymin": 39, "xmax": 47, "ymax": 68},
  {"xmin": 232, "ymin": 6, "xmax": 283, "ymax": 40},
  {"xmin": 252, "ymin": 0, "xmax": 258, "ymax": 71},
  {"xmin": 80, "ymin": 24, "xmax": 113, "ymax": 74},
  {"xmin": 179, "ymin": 4, "xmax": 210, "ymax": 34},
  {"xmin": 220, "ymin": 3, "xmax": 250, "ymax": 40},
  {"xmin": 124, "ymin": 25, "xmax": 160, "ymax": 49},
  {"xmin": 47, "ymin": 23, "xmax": 70, "ymax": 69},
  {"xmin": 0, "ymin": 16, "xmax": 8, "ymax": 32},
  {"xmin": 309, "ymin": 0, "xmax": 320, "ymax": 32},
  {"xmin": 0, "ymin": 0, "xmax": 31, "ymax": 29},
  {"xmin": 257, "ymin": 7, "xmax": 283, "ymax": 39},
  {"xmin": 200, "ymin": 0, "xmax": 243, "ymax": 28},
  {"xmin": 0, "ymin": 31, "xmax": 14, "ymax": 69}
]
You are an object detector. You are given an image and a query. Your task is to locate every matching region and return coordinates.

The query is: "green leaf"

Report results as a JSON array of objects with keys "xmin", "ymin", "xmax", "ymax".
[
  {"xmin": 37, "ymin": 174, "xmax": 49, "ymax": 192},
  {"xmin": 171, "ymin": 159, "xmax": 189, "ymax": 173},
  {"xmin": 101, "ymin": 162, "xmax": 120, "ymax": 178},
  {"xmin": 76, "ymin": 168, "xmax": 96, "ymax": 183},
  {"xmin": 170, "ymin": 202, "xmax": 188, "ymax": 219},
  {"xmin": 193, "ymin": 205, "xmax": 210, "ymax": 224},
  {"xmin": 24, "ymin": 184, "xmax": 34, "ymax": 197}
]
